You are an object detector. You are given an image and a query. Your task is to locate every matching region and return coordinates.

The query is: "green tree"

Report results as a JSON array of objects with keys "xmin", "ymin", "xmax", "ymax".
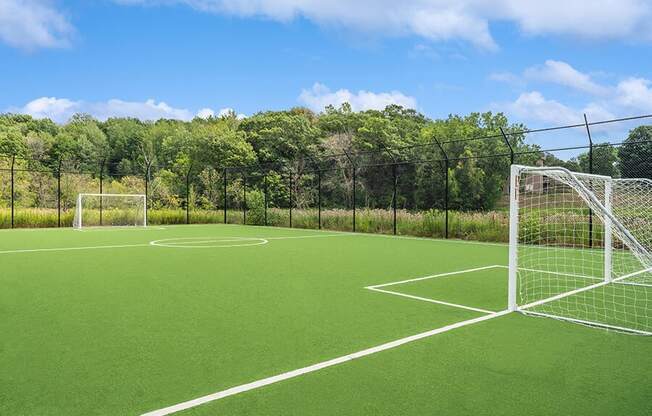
[
  {"xmin": 101, "ymin": 118, "xmax": 148, "ymax": 175},
  {"xmin": 619, "ymin": 126, "xmax": 652, "ymax": 179},
  {"xmin": 574, "ymin": 144, "xmax": 620, "ymax": 177}
]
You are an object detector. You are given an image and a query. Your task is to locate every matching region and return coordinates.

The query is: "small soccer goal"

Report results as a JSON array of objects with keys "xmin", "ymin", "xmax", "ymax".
[
  {"xmin": 72, "ymin": 193, "xmax": 147, "ymax": 229},
  {"xmin": 508, "ymin": 165, "xmax": 652, "ymax": 335}
]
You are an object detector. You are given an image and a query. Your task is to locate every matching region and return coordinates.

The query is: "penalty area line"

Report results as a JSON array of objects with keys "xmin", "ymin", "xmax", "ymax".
[
  {"xmin": 140, "ymin": 309, "xmax": 509, "ymax": 416},
  {"xmin": 366, "ymin": 287, "xmax": 497, "ymax": 314},
  {"xmin": 366, "ymin": 264, "xmax": 503, "ymax": 289}
]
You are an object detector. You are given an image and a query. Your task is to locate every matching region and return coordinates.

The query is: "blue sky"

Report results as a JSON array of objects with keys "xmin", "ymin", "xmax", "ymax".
[{"xmin": 1, "ymin": 0, "xmax": 652, "ymax": 145}]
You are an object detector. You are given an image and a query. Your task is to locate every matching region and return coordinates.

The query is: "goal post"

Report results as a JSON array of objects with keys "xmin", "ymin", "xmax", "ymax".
[
  {"xmin": 73, "ymin": 193, "xmax": 147, "ymax": 229},
  {"xmin": 508, "ymin": 165, "xmax": 652, "ymax": 335}
]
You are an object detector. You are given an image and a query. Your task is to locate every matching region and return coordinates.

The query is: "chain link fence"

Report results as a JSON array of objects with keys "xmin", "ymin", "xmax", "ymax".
[{"xmin": 1, "ymin": 115, "xmax": 651, "ymax": 243}]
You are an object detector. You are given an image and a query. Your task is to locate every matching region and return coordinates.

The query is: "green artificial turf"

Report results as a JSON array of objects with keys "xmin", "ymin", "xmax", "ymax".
[{"xmin": 0, "ymin": 225, "xmax": 649, "ymax": 416}]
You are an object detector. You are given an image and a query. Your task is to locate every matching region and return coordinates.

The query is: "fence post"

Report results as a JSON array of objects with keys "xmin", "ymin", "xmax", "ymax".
[
  {"xmin": 243, "ymin": 173, "xmax": 247, "ymax": 225},
  {"xmin": 444, "ymin": 160, "xmax": 449, "ymax": 239},
  {"xmin": 499, "ymin": 127, "xmax": 515, "ymax": 165},
  {"xmin": 433, "ymin": 138, "xmax": 449, "ymax": 239},
  {"xmin": 317, "ymin": 170, "xmax": 322, "ymax": 230},
  {"xmin": 584, "ymin": 113, "xmax": 594, "ymax": 248},
  {"xmin": 223, "ymin": 168, "xmax": 227, "ymax": 224},
  {"xmin": 57, "ymin": 159, "xmax": 62, "ymax": 227},
  {"xmin": 264, "ymin": 174, "xmax": 268, "ymax": 226},
  {"xmin": 10, "ymin": 155, "xmax": 15, "ymax": 228},
  {"xmin": 392, "ymin": 163, "xmax": 397, "ymax": 235},
  {"xmin": 289, "ymin": 173, "xmax": 293, "ymax": 228},
  {"xmin": 144, "ymin": 163, "xmax": 150, "ymax": 226},
  {"xmin": 99, "ymin": 160, "xmax": 104, "ymax": 226},
  {"xmin": 352, "ymin": 167, "xmax": 356, "ymax": 232},
  {"xmin": 185, "ymin": 164, "xmax": 192, "ymax": 225}
]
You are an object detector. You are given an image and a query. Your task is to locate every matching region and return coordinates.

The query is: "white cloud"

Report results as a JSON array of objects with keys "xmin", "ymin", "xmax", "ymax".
[
  {"xmin": 490, "ymin": 59, "xmax": 652, "ymax": 127},
  {"xmin": 497, "ymin": 0, "xmax": 651, "ymax": 40},
  {"xmin": 195, "ymin": 107, "xmax": 246, "ymax": 119},
  {"xmin": 501, "ymin": 91, "xmax": 583, "ymax": 126},
  {"xmin": 196, "ymin": 108, "xmax": 215, "ymax": 118},
  {"xmin": 298, "ymin": 83, "xmax": 417, "ymax": 112},
  {"xmin": 615, "ymin": 78, "xmax": 652, "ymax": 113},
  {"xmin": 19, "ymin": 97, "xmax": 80, "ymax": 121},
  {"xmin": 0, "ymin": 0, "xmax": 73, "ymax": 50},
  {"xmin": 524, "ymin": 60, "xmax": 610, "ymax": 96},
  {"xmin": 8, "ymin": 97, "xmax": 243, "ymax": 123},
  {"xmin": 92, "ymin": 99, "xmax": 194, "ymax": 121},
  {"xmin": 491, "ymin": 60, "xmax": 610, "ymax": 96},
  {"xmin": 116, "ymin": 1, "xmax": 652, "ymax": 49},
  {"xmin": 216, "ymin": 107, "xmax": 246, "ymax": 119},
  {"xmin": 496, "ymin": 91, "xmax": 617, "ymax": 131}
]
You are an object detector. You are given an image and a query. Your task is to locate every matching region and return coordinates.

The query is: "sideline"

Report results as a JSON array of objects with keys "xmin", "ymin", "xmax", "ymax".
[{"xmin": 140, "ymin": 309, "xmax": 510, "ymax": 416}]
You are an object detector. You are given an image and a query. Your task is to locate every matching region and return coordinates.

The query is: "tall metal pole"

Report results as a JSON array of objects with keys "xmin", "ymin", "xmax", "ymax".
[
  {"xmin": 243, "ymin": 174, "xmax": 247, "ymax": 225},
  {"xmin": 99, "ymin": 160, "xmax": 104, "ymax": 226},
  {"xmin": 444, "ymin": 159, "xmax": 449, "ymax": 239},
  {"xmin": 10, "ymin": 155, "xmax": 15, "ymax": 228},
  {"xmin": 392, "ymin": 163, "xmax": 397, "ymax": 235},
  {"xmin": 185, "ymin": 165, "xmax": 191, "ymax": 225},
  {"xmin": 500, "ymin": 127, "xmax": 515, "ymax": 165},
  {"xmin": 434, "ymin": 138, "xmax": 449, "ymax": 239},
  {"xmin": 317, "ymin": 170, "xmax": 322, "ymax": 230},
  {"xmin": 584, "ymin": 113, "xmax": 594, "ymax": 248},
  {"xmin": 342, "ymin": 150, "xmax": 356, "ymax": 233},
  {"xmin": 289, "ymin": 174, "xmax": 293, "ymax": 228},
  {"xmin": 264, "ymin": 174, "xmax": 268, "ymax": 226},
  {"xmin": 144, "ymin": 163, "xmax": 150, "ymax": 226},
  {"xmin": 352, "ymin": 167, "xmax": 356, "ymax": 232},
  {"xmin": 223, "ymin": 168, "xmax": 228, "ymax": 224},
  {"xmin": 57, "ymin": 159, "xmax": 62, "ymax": 227}
]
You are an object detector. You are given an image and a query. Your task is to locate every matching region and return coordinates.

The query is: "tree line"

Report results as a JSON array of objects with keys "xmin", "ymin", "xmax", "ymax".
[{"xmin": 1, "ymin": 105, "xmax": 651, "ymax": 213}]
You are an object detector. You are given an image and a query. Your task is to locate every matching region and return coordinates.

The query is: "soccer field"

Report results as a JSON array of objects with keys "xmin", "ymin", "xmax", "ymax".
[{"xmin": 1, "ymin": 224, "xmax": 650, "ymax": 415}]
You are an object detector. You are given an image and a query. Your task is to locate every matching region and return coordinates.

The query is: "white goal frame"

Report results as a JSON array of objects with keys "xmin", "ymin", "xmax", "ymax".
[
  {"xmin": 73, "ymin": 193, "xmax": 147, "ymax": 229},
  {"xmin": 507, "ymin": 164, "xmax": 651, "ymax": 335}
]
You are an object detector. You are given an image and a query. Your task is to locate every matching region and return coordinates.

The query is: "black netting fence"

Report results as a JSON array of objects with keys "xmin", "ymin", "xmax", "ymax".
[{"xmin": 1, "ymin": 115, "xmax": 651, "ymax": 244}]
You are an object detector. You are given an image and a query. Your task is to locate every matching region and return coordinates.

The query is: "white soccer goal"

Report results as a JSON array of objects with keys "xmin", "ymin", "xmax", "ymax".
[
  {"xmin": 508, "ymin": 165, "xmax": 651, "ymax": 335},
  {"xmin": 73, "ymin": 193, "xmax": 147, "ymax": 229}
]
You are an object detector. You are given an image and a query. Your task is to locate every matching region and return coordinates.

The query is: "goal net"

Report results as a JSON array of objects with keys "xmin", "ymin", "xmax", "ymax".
[
  {"xmin": 72, "ymin": 193, "xmax": 147, "ymax": 229},
  {"xmin": 508, "ymin": 165, "xmax": 651, "ymax": 335}
]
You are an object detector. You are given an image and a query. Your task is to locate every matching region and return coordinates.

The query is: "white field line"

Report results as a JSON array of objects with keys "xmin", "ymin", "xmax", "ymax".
[
  {"xmin": 520, "ymin": 267, "xmax": 652, "ymax": 311},
  {"xmin": 0, "ymin": 243, "xmax": 150, "ymax": 255},
  {"xmin": 615, "ymin": 281, "xmax": 652, "ymax": 288},
  {"xmin": 366, "ymin": 287, "xmax": 496, "ymax": 314},
  {"xmin": 140, "ymin": 309, "xmax": 510, "ymax": 416},
  {"xmin": 367, "ymin": 265, "xmax": 503, "ymax": 289},
  {"xmin": 77, "ymin": 226, "xmax": 167, "ymax": 232},
  {"xmin": 0, "ymin": 221, "xmax": 505, "ymax": 248},
  {"xmin": 521, "ymin": 310, "xmax": 652, "ymax": 336},
  {"xmin": 348, "ymin": 231, "xmax": 507, "ymax": 247},
  {"xmin": 264, "ymin": 234, "xmax": 348, "ymax": 240},
  {"xmin": 518, "ymin": 267, "xmax": 601, "ymax": 281},
  {"xmin": 0, "ymin": 233, "xmax": 349, "ymax": 255},
  {"xmin": 153, "ymin": 238, "xmax": 264, "ymax": 245},
  {"xmin": 150, "ymin": 239, "xmax": 270, "ymax": 249},
  {"xmin": 218, "ymin": 223, "xmax": 508, "ymax": 247},
  {"xmin": 611, "ymin": 267, "xmax": 652, "ymax": 288}
]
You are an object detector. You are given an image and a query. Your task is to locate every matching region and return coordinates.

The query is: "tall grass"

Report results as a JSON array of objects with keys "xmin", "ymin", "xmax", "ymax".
[
  {"xmin": 0, "ymin": 208, "xmax": 73, "ymax": 228},
  {"xmin": 268, "ymin": 208, "xmax": 510, "ymax": 242},
  {"xmin": 0, "ymin": 207, "xmax": 556, "ymax": 244}
]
